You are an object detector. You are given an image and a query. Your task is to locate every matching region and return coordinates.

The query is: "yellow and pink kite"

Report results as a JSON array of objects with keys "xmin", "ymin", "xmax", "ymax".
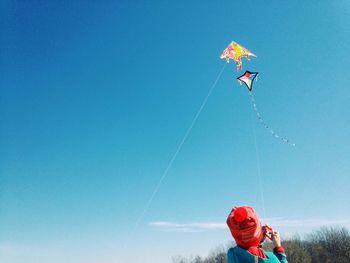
[{"xmin": 220, "ymin": 41, "xmax": 257, "ymax": 70}]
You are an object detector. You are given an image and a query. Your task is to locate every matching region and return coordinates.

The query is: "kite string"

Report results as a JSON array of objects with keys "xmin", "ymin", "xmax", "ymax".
[
  {"xmin": 248, "ymin": 92, "xmax": 295, "ymax": 147},
  {"xmin": 250, "ymin": 108, "xmax": 266, "ymax": 218},
  {"xmin": 123, "ymin": 63, "xmax": 227, "ymax": 248}
]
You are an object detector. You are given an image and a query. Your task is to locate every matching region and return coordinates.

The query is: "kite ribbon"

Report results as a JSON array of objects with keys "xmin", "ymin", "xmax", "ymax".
[{"xmin": 248, "ymin": 92, "xmax": 295, "ymax": 147}]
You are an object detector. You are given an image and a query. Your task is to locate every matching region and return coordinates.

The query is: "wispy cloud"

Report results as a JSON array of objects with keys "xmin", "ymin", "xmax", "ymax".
[
  {"xmin": 149, "ymin": 221, "xmax": 226, "ymax": 233},
  {"xmin": 262, "ymin": 217, "xmax": 350, "ymax": 228},
  {"xmin": 150, "ymin": 217, "xmax": 350, "ymax": 233}
]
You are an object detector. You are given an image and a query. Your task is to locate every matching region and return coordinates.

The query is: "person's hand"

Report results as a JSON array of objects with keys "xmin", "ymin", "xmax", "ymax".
[
  {"xmin": 271, "ymin": 231, "xmax": 282, "ymax": 248},
  {"xmin": 262, "ymin": 225, "xmax": 272, "ymax": 240}
]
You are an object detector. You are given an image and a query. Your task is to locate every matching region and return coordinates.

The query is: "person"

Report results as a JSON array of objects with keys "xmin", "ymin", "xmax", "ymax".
[{"xmin": 226, "ymin": 206, "xmax": 288, "ymax": 263}]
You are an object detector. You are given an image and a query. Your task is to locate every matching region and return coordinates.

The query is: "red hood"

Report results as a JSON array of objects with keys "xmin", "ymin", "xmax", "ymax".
[{"xmin": 226, "ymin": 206, "xmax": 263, "ymax": 248}]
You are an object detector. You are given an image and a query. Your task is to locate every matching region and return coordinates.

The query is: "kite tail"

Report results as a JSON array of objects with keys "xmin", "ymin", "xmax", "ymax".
[{"xmin": 248, "ymin": 92, "xmax": 295, "ymax": 147}]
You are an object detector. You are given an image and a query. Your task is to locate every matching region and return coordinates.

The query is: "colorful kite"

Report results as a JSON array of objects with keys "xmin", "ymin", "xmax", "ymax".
[
  {"xmin": 237, "ymin": 71, "xmax": 258, "ymax": 92},
  {"xmin": 220, "ymin": 41, "xmax": 256, "ymax": 70},
  {"xmin": 220, "ymin": 40, "xmax": 295, "ymax": 146}
]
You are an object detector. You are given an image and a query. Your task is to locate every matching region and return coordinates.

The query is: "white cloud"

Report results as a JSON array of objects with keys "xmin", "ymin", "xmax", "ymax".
[
  {"xmin": 262, "ymin": 217, "xmax": 350, "ymax": 228},
  {"xmin": 149, "ymin": 217, "xmax": 350, "ymax": 233},
  {"xmin": 149, "ymin": 221, "xmax": 226, "ymax": 232}
]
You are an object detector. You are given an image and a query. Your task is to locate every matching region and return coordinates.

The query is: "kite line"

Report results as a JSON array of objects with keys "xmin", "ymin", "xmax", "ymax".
[
  {"xmin": 124, "ymin": 63, "xmax": 227, "ymax": 247},
  {"xmin": 248, "ymin": 92, "xmax": 295, "ymax": 147},
  {"xmin": 250, "ymin": 107, "xmax": 266, "ymax": 218},
  {"xmin": 220, "ymin": 39, "xmax": 295, "ymax": 221}
]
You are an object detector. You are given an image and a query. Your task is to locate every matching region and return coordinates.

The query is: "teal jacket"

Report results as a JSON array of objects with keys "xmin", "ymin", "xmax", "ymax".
[{"xmin": 227, "ymin": 246, "xmax": 288, "ymax": 263}]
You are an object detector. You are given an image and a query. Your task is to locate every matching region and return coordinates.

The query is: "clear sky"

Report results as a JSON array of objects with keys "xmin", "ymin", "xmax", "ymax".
[{"xmin": 1, "ymin": 1, "xmax": 350, "ymax": 263}]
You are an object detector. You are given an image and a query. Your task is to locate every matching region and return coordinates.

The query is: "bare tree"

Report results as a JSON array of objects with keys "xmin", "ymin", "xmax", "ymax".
[{"xmin": 306, "ymin": 227, "xmax": 350, "ymax": 263}]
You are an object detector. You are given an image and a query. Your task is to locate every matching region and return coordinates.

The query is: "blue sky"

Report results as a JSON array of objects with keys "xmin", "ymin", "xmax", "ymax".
[{"xmin": 1, "ymin": 1, "xmax": 350, "ymax": 263}]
